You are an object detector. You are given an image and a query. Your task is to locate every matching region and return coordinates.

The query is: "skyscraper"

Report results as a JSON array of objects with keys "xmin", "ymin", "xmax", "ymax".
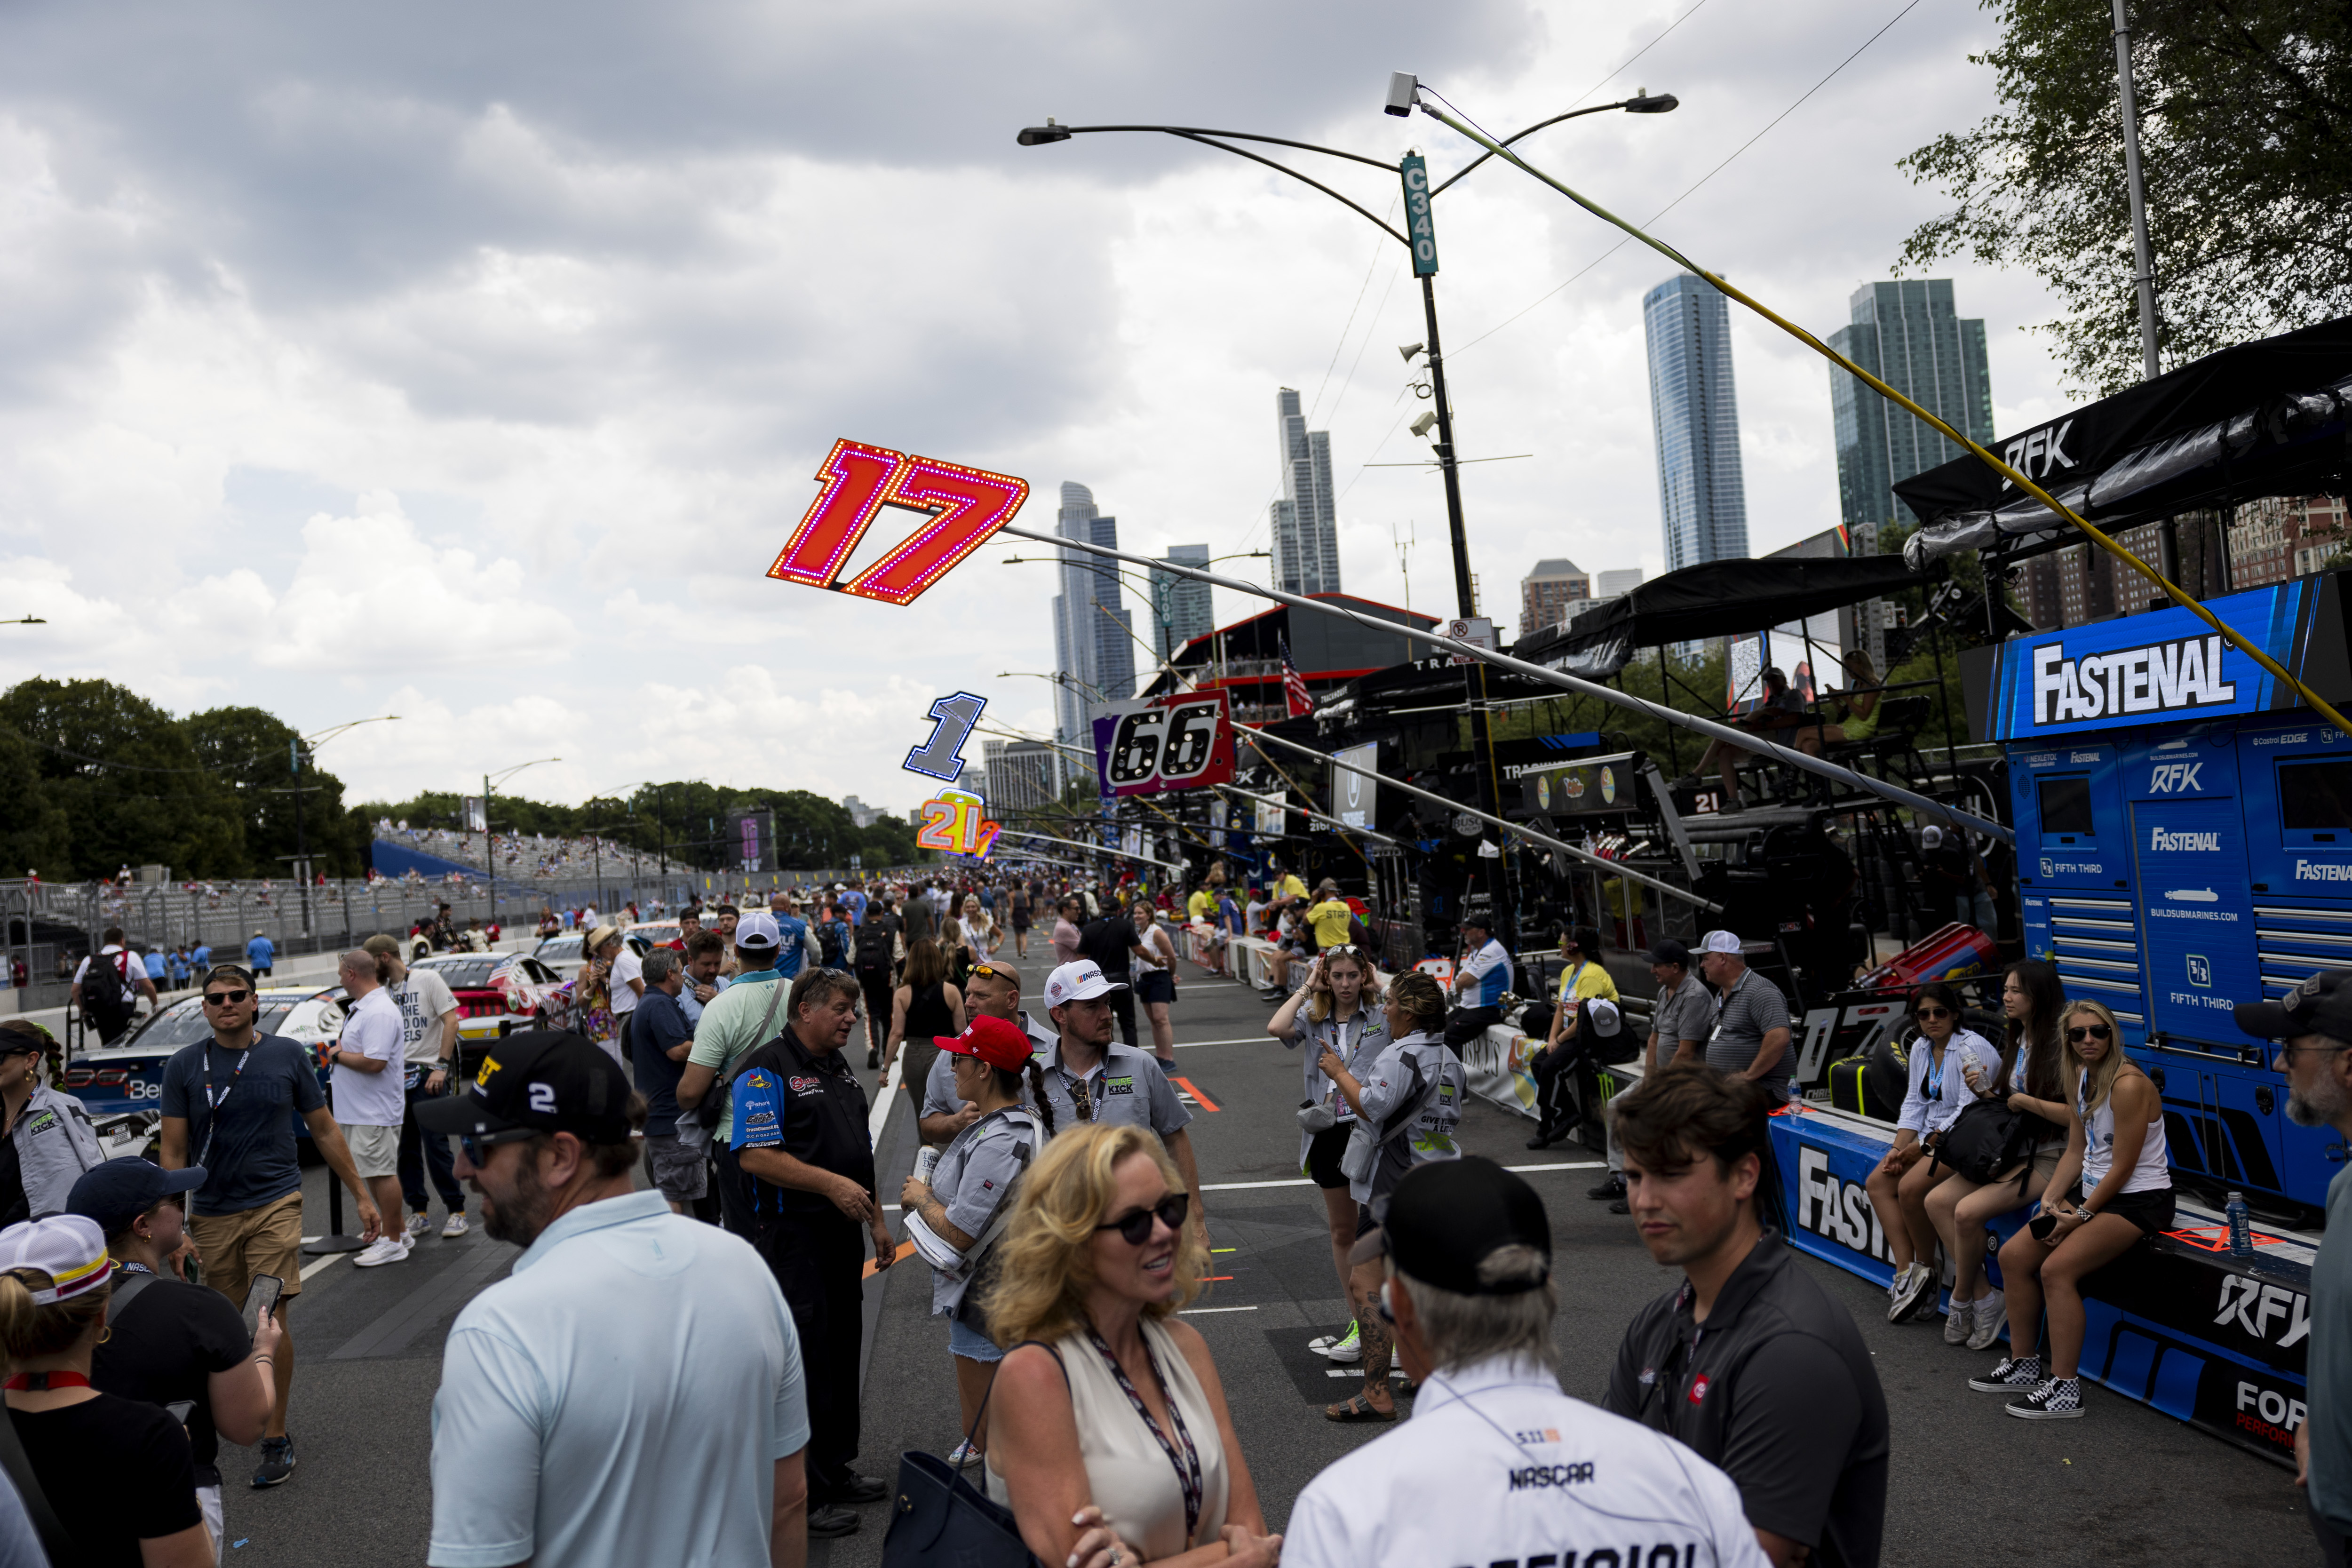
[
  {"xmin": 1149, "ymin": 545, "xmax": 1215, "ymax": 667},
  {"xmin": 1828, "ymin": 280, "xmax": 1994, "ymax": 532},
  {"xmin": 1519, "ymin": 558, "xmax": 1589, "ymax": 637},
  {"xmin": 1643, "ymin": 274, "xmax": 1749, "ymax": 573},
  {"xmin": 1049, "ymin": 482, "xmax": 1136, "ymax": 752},
  {"xmin": 1270, "ymin": 388, "xmax": 1341, "ymax": 596}
]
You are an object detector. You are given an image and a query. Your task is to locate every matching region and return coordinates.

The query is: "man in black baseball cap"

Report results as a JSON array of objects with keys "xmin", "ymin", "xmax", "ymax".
[
  {"xmin": 1289, "ymin": 1157, "xmax": 1764, "ymax": 1568},
  {"xmin": 2238, "ymin": 969, "xmax": 2352, "ymax": 1552}
]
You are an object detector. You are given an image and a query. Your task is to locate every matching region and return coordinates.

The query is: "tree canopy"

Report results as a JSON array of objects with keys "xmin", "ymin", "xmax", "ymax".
[{"xmin": 1900, "ymin": 0, "xmax": 2352, "ymax": 394}]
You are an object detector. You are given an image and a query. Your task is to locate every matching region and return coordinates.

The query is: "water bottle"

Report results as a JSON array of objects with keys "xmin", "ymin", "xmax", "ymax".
[{"xmin": 2226, "ymin": 1191, "xmax": 2252, "ymax": 1257}]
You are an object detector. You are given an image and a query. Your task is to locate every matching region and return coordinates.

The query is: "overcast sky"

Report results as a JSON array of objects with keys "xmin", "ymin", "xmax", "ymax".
[{"xmin": 0, "ymin": 0, "xmax": 2081, "ymax": 814}]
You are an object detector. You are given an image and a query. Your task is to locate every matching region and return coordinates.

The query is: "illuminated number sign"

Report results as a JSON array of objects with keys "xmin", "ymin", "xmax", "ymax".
[
  {"xmin": 1399, "ymin": 153, "xmax": 1438, "ymax": 277},
  {"xmin": 1090, "ymin": 692, "xmax": 1236, "ymax": 798},
  {"xmin": 904, "ymin": 692, "xmax": 987, "ymax": 783},
  {"xmin": 916, "ymin": 790, "xmax": 1001, "ymax": 858},
  {"xmin": 768, "ymin": 439, "xmax": 1030, "ymax": 607}
]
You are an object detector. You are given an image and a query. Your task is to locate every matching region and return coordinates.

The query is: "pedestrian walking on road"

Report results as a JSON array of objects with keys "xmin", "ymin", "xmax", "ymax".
[
  {"xmin": 727, "ymin": 971, "xmax": 893, "ymax": 1538},
  {"xmin": 888, "ymin": 939, "xmax": 964, "ymax": 1118},
  {"xmin": 72, "ymin": 926, "xmax": 156, "ymax": 1047},
  {"xmin": 1287, "ymin": 1158, "xmax": 1768, "ymax": 1568},
  {"xmin": 420, "ymin": 1032, "xmax": 813, "ymax": 1568},
  {"xmin": 1129, "ymin": 902, "xmax": 1181, "ymax": 1066},
  {"xmin": 331, "ymin": 951, "xmax": 414, "ymax": 1270},
  {"xmin": 158, "ymin": 964, "xmax": 383, "ymax": 1488},
  {"xmin": 243, "ymin": 931, "xmax": 274, "ymax": 979},
  {"xmin": 363, "ymin": 935, "xmax": 469, "ymax": 1242},
  {"xmin": 1268, "ymin": 949, "xmax": 1387, "ymax": 1369}
]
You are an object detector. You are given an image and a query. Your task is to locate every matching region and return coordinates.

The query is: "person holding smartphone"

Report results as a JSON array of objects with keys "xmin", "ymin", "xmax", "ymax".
[
  {"xmin": 1867, "ymin": 982, "xmax": 2001, "ymax": 1326},
  {"xmin": 1268, "ymin": 948, "xmax": 1387, "ymax": 1368},
  {"xmin": 1970, "ymin": 997, "xmax": 2172, "ymax": 1418},
  {"xmin": 70, "ymin": 1156, "xmax": 284, "ymax": 1560}
]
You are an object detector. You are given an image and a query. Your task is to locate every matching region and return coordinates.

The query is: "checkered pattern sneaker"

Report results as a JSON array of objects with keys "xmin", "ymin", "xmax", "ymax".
[
  {"xmin": 2006, "ymin": 1376, "xmax": 2084, "ymax": 1420},
  {"xmin": 1969, "ymin": 1354, "xmax": 2041, "ymax": 1393}
]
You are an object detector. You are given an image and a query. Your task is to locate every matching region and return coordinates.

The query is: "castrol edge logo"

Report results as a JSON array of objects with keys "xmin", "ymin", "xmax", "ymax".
[{"xmin": 2031, "ymin": 633, "xmax": 2237, "ymax": 726}]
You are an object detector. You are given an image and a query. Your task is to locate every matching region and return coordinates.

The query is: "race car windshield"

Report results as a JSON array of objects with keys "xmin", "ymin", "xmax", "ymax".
[
  {"xmin": 418, "ymin": 958, "xmax": 502, "ymax": 989},
  {"xmin": 132, "ymin": 999, "xmax": 299, "ymax": 1050}
]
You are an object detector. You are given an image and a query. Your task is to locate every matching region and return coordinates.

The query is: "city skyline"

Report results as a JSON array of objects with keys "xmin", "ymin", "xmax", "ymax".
[
  {"xmin": 1643, "ymin": 272, "xmax": 1751, "ymax": 575},
  {"xmin": 1151, "ymin": 544, "xmax": 1216, "ymax": 668},
  {"xmin": 1270, "ymin": 387, "xmax": 1342, "ymax": 597},
  {"xmin": 1828, "ymin": 279, "xmax": 1995, "ymax": 534},
  {"xmin": 1049, "ymin": 481, "xmax": 1136, "ymax": 756}
]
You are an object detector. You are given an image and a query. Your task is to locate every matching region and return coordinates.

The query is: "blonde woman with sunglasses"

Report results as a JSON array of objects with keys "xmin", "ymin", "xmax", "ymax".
[{"xmin": 1970, "ymin": 997, "xmax": 2172, "ymax": 1419}]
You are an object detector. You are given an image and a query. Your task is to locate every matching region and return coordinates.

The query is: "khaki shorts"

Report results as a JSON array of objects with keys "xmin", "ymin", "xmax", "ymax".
[
  {"xmin": 191, "ymin": 1190, "xmax": 305, "ymax": 1305},
  {"xmin": 340, "ymin": 1122, "xmax": 401, "ymax": 1180}
]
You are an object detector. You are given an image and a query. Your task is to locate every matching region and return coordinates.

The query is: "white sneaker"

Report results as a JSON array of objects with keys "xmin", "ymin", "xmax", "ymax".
[
  {"xmin": 441, "ymin": 1213, "xmax": 470, "ymax": 1239},
  {"xmin": 1943, "ymin": 1293, "xmax": 1973, "ymax": 1344},
  {"xmin": 946, "ymin": 1439, "xmax": 982, "ymax": 1468},
  {"xmin": 404, "ymin": 1212, "xmax": 430, "ymax": 1240},
  {"xmin": 1968, "ymin": 1290, "xmax": 2007, "ymax": 1352},
  {"xmin": 353, "ymin": 1235, "xmax": 412, "ymax": 1268}
]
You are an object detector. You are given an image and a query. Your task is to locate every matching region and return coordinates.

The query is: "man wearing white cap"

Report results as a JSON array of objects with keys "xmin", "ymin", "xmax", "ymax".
[
  {"xmin": 1037, "ymin": 960, "xmax": 1207, "ymax": 1242},
  {"xmin": 1699, "ymin": 931, "xmax": 1794, "ymax": 1103},
  {"xmin": 676, "ymin": 910, "xmax": 793, "ymax": 1235}
]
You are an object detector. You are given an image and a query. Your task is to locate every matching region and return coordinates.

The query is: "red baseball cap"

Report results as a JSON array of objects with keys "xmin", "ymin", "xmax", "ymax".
[{"xmin": 936, "ymin": 1015, "xmax": 1035, "ymax": 1073}]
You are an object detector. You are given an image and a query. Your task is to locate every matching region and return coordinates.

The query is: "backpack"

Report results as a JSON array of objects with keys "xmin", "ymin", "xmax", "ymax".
[
  {"xmin": 855, "ymin": 919, "xmax": 898, "ymax": 980},
  {"xmin": 80, "ymin": 950, "xmax": 139, "ymax": 1042},
  {"xmin": 818, "ymin": 919, "xmax": 850, "ymax": 969}
]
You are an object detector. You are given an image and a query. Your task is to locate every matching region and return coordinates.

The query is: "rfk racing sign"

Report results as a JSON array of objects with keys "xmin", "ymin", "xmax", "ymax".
[{"xmin": 2032, "ymin": 634, "xmax": 2236, "ymax": 726}]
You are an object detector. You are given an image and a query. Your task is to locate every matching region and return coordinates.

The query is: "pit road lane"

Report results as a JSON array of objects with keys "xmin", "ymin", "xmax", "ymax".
[{"xmin": 207, "ymin": 967, "xmax": 2314, "ymax": 1567}]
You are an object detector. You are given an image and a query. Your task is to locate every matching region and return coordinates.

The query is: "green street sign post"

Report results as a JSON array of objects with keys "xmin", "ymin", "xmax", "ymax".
[{"xmin": 1400, "ymin": 153, "xmax": 1438, "ymax": 276}]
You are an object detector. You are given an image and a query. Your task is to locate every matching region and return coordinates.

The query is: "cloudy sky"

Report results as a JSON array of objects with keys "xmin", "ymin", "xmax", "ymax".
[{"xmin": 0, "ymin": 0, "xmax": 2079, "ymax": 814}]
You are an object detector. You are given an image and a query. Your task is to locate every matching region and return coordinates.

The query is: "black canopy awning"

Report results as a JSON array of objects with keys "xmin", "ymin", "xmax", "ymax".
[
  {"xmin": 1511, "ymin": 554, "xmax": 1924, "ymax": 677},
  {"xmin": 1893, "ymin": 316, "xmax": 2352, "ymax": 564}
]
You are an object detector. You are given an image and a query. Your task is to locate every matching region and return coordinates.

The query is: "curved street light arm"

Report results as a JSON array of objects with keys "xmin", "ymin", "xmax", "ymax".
[
  {"xmin": 1428, "ymin": 101, "xmax": 1630, "ymax": 198},
  {"xmin": 1048, "ymin": 123, "xmax": 1397, "ymax": 171}
]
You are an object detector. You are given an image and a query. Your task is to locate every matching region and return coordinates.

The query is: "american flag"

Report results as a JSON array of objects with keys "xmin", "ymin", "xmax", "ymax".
[{"xmin": 1279, "ymin": 635, "xmax": 1312, "ymax": 717}]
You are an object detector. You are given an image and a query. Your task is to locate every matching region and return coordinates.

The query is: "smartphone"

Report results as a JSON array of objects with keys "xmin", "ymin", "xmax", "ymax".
[
  {"xmin": 241, "ymin": 1274, "xmax": 284, "ymax": 1343},
  {"xmin": 2028, "ymin": 1211, "xmax": 2060, "ymax": 1242}
]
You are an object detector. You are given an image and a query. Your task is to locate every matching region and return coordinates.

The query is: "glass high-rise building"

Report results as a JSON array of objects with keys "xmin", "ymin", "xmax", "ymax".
[
  {"xmin": 1270, "ymin": 388, "xmax": 1341, "ymax": 596},
  {"xmin": 1150, "ymin": 544, "xmax": 1215, "ymax": 666},
  {"xmin": 1643, "ymin": 274, "xmax": 1749, "ymax": 573},
  {"xmin": 1049, "ymin": 482, "xmax": 1136, "ymax": 754},
  {"xmin": 1828, "ymin": 280, "xmax": 1994, "ymax": 531}
]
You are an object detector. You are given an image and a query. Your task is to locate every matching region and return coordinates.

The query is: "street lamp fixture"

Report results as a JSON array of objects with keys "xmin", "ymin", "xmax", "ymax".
[
  {"xmin": 1017, "ymin": 118, "xmax": 1073, "ymax": 146},
  {"xmin": 1626, "ymin": 92, "xmax": 1680, "ymax": 113}
]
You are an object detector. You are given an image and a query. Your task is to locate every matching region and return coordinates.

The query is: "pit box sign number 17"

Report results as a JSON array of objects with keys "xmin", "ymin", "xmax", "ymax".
[{"xmin": 767, "ymin": 439, "xmax": 1030, "ymax": 607}]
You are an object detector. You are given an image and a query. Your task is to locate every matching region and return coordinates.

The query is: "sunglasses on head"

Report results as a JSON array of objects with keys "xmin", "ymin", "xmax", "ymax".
[
  {"xmin": 1096, "ymin": 1191, "xmax": 1190, "ymax": 1246},
  {"xmin": 2068, "ymin": 1023, "xmax": 2114, "ymax": 1041},
  {"xmin": 1915, "ymin": 1006, "xmax": 1953, "ymax": 1020},
  {"xmin": 203, "ymin": 989, "xmax": 253, "ymax": 1006},
  {"xmin": 969, "ymin": 963, "xmax": 1012, "ymax": 981}
]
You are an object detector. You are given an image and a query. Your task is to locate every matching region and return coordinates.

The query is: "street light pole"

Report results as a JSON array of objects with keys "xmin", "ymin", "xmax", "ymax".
[{"xmin": 483, "ymin": 758, "xmax": 559, "ymax": 943}]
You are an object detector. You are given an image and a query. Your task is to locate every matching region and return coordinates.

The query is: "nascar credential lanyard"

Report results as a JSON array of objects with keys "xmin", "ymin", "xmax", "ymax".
[
  {"xmin": 1085, "ymin": 1324, "xmax": 1204, "ymax": 1544},
  {"xmin": 1924, "ymin": 1043, "xmax": 1946, "ymax": 1103},
  {"xmin": 198, "ymin": 1041, "xmax": 254, "ymax": 1170}
]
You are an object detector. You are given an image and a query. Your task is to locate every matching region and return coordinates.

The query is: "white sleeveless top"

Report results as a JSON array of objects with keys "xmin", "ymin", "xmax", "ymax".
[
  {"xmin": 986, "ymin": 1317, "xmax": 1230, "ymax": 1558},
  {"xmin": 2079, "ymin": 1067, "xmax": 2170, "ymax": 1194}
]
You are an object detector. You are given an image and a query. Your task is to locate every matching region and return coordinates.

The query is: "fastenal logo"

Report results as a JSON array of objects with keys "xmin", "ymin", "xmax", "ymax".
[
  {"xmin": 2148, "ymin": 827, "xmax": 2222, "ymax": 852},
  {"xmin": 2297, "ymin": 860, "xmax": 2352, "ymax": 882},
  {"xmin": 2032, "ymin": 635, "xmax": 2237, "ymax": 725}
]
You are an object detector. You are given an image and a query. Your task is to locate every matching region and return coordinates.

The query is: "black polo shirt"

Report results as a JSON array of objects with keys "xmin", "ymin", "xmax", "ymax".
[
  {"xmin": 1077, "ymin": 915, "xmax": 1145, "ymax": 979},
  {"xmin": 728, "ymin": 1025, "xmax": 875, "ymax": 1223},
  {"xmin": 1603, "ymin": 1229, "xmax": 1888, "ymax": 1568}
]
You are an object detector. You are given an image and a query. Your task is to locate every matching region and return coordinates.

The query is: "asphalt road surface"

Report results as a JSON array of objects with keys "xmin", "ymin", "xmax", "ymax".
[{"xmin": 206, "ymin": 957, "xmax": 2316, "ymax": 1567}]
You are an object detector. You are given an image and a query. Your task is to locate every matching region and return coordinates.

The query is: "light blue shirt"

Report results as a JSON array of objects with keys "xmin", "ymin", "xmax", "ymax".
[
  {"xmin": 427, "ymin": 1189, "xmax": 810, "ymax": 1568},
  {"xmin": 246, "ymin": 935, "xmax": 275, "ymax": 967}
]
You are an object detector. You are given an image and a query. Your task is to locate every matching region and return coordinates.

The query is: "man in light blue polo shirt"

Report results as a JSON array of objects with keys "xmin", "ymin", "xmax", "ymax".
[{"xmin": 421, "ymin": 1031, "xmax": 809, "ymax": 1568}]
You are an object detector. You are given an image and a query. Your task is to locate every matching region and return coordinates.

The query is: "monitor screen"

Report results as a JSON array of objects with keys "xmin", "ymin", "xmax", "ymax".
[
  {"xmin": 2280, "ymin": 758, "xmax": 2352, "ymax": 832},
  {"xmin": 2037, "ymin": 775, "xmax": 2096, "ymax": 836}
]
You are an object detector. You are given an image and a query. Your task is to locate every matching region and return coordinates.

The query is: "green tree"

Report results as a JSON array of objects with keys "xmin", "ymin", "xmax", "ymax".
[
  {"xmin": 0, "ymin": 678, "xmax": 244, "ymax": 879},
  {"xmin": 1899, "ymin": 0, "xmax": 2352, "ymax": 394},
  {"xmin": 185, "ymin": 706, "xmax": 368, "ymax": 878},
  {"xmin": 0, "ymin": 726, "xmax": 71, "ymax": 878}
]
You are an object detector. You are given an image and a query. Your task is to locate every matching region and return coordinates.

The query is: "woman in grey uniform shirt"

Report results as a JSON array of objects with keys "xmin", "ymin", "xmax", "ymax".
[
  {"xmin": 900, "ymin": 1016, "xmax": 1055, "ymax": 1468},
  {"xmin": 1267, "ymin": 948, "xmax": 1386, "ymax": 1363}
]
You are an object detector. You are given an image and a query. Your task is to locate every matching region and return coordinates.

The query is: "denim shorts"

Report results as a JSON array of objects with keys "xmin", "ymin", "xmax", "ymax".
[{"xmin": 948, "ymin": 1315, "xmax": 1003, "ymax": 1362}]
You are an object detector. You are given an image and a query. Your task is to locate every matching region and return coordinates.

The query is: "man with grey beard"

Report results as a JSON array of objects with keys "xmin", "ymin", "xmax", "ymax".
[
  {"xmin": 2236, "ymin": 971, "xmax": 2352, "ymax": 1564},
  {"xmin": 419, "ymin": 1032, "xmax": 813, "ymax": 1567}
]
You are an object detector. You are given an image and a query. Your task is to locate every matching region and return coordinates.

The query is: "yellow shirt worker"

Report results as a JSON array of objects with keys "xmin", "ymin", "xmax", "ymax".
[{"xmin": 1306, "ymin": 883, "xmax": 1357, "ymax": 949}]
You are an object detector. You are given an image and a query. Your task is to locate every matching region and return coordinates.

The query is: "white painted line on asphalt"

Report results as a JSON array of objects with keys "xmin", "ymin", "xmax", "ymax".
[
  {"xmin": 299, "ymin": 1252, "xmax": 346, "ymax": 1282},
  {"xmin": 1327, "ymin": 1367, "xmax": 1407, "ymax": 1378},
  {"xmin": 1174, "ymin": 1037, "xmax": 1279, "ymax": 1048},
  {"xmin": 868, "ymin": 1043, "xmax": 902, "ymax": 1149},
  {"xmin": 1180, "ymin": 1305, "xmax": 1260, "ymax": 1314},
  {"xmin": 1201, "ymin": 1162, "xmax": 1601, "ymax": 1194},
  {"xmin": 1506, "ymin": 1162, "xmax": 1607, "ymax": 1173}
]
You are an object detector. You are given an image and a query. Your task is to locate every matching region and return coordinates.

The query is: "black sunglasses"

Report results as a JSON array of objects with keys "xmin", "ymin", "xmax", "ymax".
[
  {"xmin": 2068, "ymin": 1024, "xmax": 2114, "ymax": 1041},
  {"xmin": 1915, "ymin": 1006, "xmax": 1953, "ymax": 1020},
  {"xmin": 459, "ymin": 1127, "xmax": 543, "ymax": 1166},
  {"xmin": 1096, "ymin": 1192, "xmax": 1190, "ymax": 1246},
  {"xmin": 203, "ymin": 989, "xmax": 253, "ymax": 1006}
]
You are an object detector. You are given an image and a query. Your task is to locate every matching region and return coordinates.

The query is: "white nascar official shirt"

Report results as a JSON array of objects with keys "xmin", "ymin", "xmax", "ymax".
[{"xmin": 1284, "ymin": 1357, "xmax": 1767, "ymax": 1568}]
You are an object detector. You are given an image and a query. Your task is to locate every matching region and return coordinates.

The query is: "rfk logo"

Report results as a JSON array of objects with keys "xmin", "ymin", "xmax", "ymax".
[
  {"xmin": 2215, "ymin": 1275, "xmax": 2309, "ymax": 1348},
  {"xmin": 2148, "ymin": 762, "xmax": 2204, "ymax": 793}
]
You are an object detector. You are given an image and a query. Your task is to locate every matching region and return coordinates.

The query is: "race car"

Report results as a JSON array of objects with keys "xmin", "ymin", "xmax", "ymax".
[
  {"xmin": 60, "ymin": 983, "xmax": 346, "ymax": 1132},
  {"xmin": 407, "ymin": 951, "xmax": 576, "ymax": 1063}
]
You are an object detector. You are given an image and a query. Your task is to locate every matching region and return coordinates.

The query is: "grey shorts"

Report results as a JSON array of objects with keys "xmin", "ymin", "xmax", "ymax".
[{"xmin": 644, "ymin": 1133, "xmax": 709, "ymax": 1203}]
